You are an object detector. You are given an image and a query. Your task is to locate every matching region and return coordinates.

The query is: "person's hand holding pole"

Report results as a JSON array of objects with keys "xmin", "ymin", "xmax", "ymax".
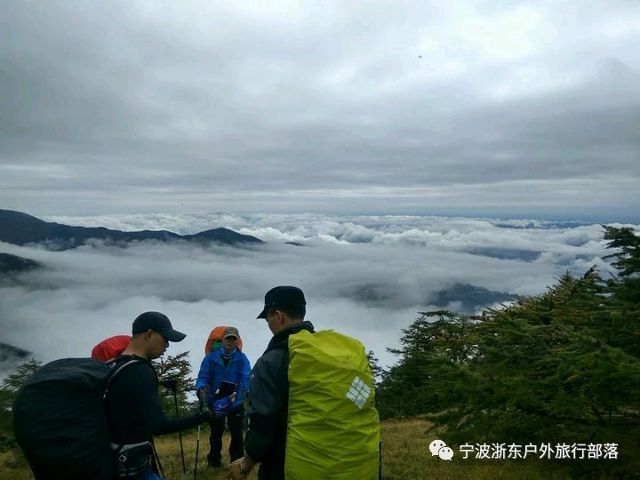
[
  {"xmin": 160, "ymin": 377, "xmax": 178, "ymax": 391},
  {"xmin": 196, "ymin": 386, "xmax": 208, "ymax": 402},
  {"xmin": 194, "ymin": 398, "xmax": 208, "ymax": 480}
]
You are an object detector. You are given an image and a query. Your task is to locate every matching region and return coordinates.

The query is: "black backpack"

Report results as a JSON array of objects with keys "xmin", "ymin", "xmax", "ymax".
[{"xmin": 12, "ymin": 357, "xmax": 139, "ymax": 480}]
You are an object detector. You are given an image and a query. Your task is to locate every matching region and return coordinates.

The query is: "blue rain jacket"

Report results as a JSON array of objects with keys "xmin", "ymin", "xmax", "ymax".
[{"xmin": 196, "ymin": 347, "xmax": 251, "ymax": 411}]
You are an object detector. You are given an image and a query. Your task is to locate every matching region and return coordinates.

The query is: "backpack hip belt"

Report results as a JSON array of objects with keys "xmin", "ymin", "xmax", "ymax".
[{"xmin": 111, "ymin": 441, "xmax": 153, "ymax": 478}]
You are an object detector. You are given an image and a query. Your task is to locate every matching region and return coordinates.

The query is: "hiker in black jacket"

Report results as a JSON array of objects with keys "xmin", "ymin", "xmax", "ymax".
[
  {"xmin": 106, "ymin": 311, "xmax": 210, "ymax": 480},
  {"xmin": 228, "ymin": 286, "xmax": 315, "ymax": 480}
]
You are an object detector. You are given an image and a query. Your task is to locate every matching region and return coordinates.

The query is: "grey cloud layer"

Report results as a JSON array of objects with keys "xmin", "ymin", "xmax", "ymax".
[{"xmin": 1, "ymin": 1, "xmax": 639, "ymax": 218}]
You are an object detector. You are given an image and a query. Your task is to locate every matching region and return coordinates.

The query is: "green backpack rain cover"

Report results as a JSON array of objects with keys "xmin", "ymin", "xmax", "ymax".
[{"xmin": 286, "ymin": 330, "xmax": 380, "ymax": 479}]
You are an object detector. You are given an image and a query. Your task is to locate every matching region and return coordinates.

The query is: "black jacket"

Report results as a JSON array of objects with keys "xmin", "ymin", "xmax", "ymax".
[
  {"xmin": 106, "ymin": 355, "xmax": 206, "ymax": 445},
  {"xmin": 245, "ymin": 321, "xmax": 315, "ymax": 480}
]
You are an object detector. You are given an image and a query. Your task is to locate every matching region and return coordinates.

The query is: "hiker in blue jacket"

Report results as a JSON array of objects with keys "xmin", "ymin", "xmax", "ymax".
[{"xmin": 195, "ymin": 326, "xmax": 251, "ymax": 468}]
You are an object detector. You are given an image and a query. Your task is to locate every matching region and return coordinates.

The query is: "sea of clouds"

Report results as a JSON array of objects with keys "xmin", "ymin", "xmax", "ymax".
[{"xmin": 0, "ymin": 213, "xmax": 632, "ymax": 377}]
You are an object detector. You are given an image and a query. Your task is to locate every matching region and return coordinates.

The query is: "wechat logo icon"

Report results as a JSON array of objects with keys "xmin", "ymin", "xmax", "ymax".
[{"xmin": 429, "ymin": 439, "xmax": 454, "ymax": 461}]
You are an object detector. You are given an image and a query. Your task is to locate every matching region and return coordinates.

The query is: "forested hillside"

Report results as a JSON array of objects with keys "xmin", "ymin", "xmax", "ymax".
[{"xmin": 375, "ymin": 226, "xmax": 640, "ymax": 478}]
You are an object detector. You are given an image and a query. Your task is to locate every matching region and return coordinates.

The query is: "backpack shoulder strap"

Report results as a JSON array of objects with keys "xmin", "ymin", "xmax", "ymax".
[
  {"xmin": 104, "ymin": 358, "xmax": 143, "ymax": 397},
  {"xmin": 108, "ymin": 358, "xmax": 141, "ymax": 382}
]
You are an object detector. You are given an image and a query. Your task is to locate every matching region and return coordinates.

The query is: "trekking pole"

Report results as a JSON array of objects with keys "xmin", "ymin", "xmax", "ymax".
[
  {"xmin": 379, "ymin": 440, "xmax": 382, "ymax": 480},
  {"xmin": 172, "ymin": 386, "xmax": 186, "ymax": 473},
  {"xmin": 194, "ymin": 398, "xmax": 203, "ymax": 480},
  {"xmin": 151, "ymin": 438, "xmax": 166, "ymax": 480}
]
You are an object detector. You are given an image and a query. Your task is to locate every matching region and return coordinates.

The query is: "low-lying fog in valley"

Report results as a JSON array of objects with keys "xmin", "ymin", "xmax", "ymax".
[{"xmin": 0, "ymin": 213, "xmax": 630, "ymax": 376}]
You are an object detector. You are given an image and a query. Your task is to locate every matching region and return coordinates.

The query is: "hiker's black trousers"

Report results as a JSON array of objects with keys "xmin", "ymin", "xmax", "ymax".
[{"xmin": 208, "ymin": 404, "xmax": 244, "ymax": 464}]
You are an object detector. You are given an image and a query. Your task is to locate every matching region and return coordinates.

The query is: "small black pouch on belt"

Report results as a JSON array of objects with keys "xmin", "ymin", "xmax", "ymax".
[{"xmin": 112, "ymin": 441, "xmax": 153, "ymax": 478}]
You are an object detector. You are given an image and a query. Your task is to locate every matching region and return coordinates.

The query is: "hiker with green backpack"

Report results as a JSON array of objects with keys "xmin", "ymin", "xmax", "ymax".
[{"xmin": 228, "ymin": 286, "xmax": 380, "ymax": 480}]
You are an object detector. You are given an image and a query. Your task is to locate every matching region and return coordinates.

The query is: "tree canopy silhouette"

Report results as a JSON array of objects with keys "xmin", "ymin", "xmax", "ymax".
[{"xmin": 377, "ymin": 226, "xmax": 640, "ymax": 478}]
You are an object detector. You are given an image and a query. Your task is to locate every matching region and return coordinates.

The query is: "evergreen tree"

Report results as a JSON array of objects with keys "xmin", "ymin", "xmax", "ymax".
[
  {"xmin": 377, "ymin": 226, "xmax": 640, "ymax": 477},
  {"xmin": 376, "ymin": 311, "xmax": 480, "ymax": 419},
  {"xmin": 603, "ymin": 225, "xmax": 640, "ymax": 358},
  {"xmin": 0, "ymin": 358, "xmax": 42, "ymax": 451},
  {"xmin": 366, "ymin": 350, "xmax": 384, "ymax": 387},
  {"xmin": 153, "ymin": 351, "xmax": 195, "ymax": 414}
]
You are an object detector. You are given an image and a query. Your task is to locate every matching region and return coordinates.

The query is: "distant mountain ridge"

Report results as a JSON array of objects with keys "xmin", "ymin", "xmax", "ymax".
[
  {"xmin": 0, "ymin": 209, "xmax": 263, "ymax": 250},
  {"xmin": 0, "ymin": 342, "xmax": 30, "ymax": 363},
  {"xmin": 431, "ymin": 283, "xmax": 517, "ymax": 312},
  {"xmin": 347, "ymin": 281, "xmax": 516, "ymax": 313},
  {"xmin": 0, "ymin": 342, "xmax": 31, "ymax": 376},
  {"xmin": 0, "ymin": 253, "xmax": 41, "ymax": 274}
]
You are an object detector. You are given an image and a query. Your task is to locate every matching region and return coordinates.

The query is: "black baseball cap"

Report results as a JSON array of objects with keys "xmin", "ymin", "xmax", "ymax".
[
  {"xmin": 257, "ymin": 286, "xmax": 306, "ymax": 319},
  {"xmin": 132, "ymin": 311, "xmax": 186, "ymax": 342}
]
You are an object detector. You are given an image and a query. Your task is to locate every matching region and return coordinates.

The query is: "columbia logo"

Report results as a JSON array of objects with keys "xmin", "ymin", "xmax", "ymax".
[{"xmin": 346, "ymin": 376, "xmax": 371, "ymax": 409}]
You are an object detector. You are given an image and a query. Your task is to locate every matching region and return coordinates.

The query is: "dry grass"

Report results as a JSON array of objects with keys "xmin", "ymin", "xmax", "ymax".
[
  {"xmin": 0, "ymin": 418, "xmax": 591, "ymax": 480},
  {"xmin": 380, "ymin": 418, "xmax": 572, "ymax": 480},
  {"xmin": 0, "ymin": 427, "xmax": 257, "ymax": 480}
]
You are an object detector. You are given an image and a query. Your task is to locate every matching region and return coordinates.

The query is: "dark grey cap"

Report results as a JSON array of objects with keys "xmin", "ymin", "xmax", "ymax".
[
  {"xmin": 132, "ymin": 311, "xmax": 186, "ymax": 342},
  {"xmin": 257, "ymin": 286, "xmax": 306, "ymax": 319},
  {"xmin": 222, "ymin": 326, "xmax": 240, "ymax": 339}
]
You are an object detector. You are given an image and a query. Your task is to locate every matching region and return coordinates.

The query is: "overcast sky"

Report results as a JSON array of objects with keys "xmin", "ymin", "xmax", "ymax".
[{"xmin": 1, "ymin": 1, "xmax": 639, "ymax": 221}]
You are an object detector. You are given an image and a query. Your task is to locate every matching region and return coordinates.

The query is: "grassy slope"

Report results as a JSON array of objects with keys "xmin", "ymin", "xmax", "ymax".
[{"xmin": 0, "ymin": 419, "xmax": 581, "ymax": 480}]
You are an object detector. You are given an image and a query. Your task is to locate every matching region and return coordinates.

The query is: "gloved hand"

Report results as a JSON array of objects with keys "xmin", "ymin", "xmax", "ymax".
[
  {"xmin": 196, "ymin": 386, "xmax": 208, "ymax": 402},
  {"xmin": 213, "ymin": 395, "xmax": 232, "ymax": 416},
  {"xmin": 197, "ymin": 409, "xmax": 212, "ymax": 423},
  {"xmin": 160, "ymin": 377, "xmax": 178, "ymax": 390}
]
